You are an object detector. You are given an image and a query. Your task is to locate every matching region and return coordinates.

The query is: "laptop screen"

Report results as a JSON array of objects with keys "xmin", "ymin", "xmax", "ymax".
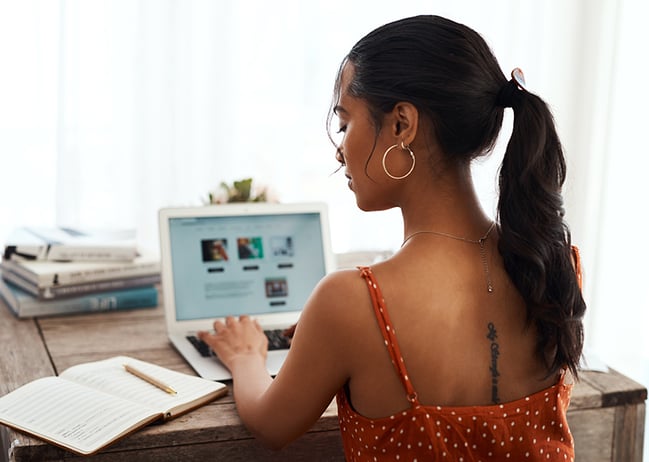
[{"xmin": 167, "ymin": 211, "xmax": 327, "ymax": 321}]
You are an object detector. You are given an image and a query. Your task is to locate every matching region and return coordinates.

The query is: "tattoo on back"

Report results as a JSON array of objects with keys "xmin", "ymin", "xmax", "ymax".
[{"xmin": 487, "ymin": 322, "xmax": 500, "ymax": 404}]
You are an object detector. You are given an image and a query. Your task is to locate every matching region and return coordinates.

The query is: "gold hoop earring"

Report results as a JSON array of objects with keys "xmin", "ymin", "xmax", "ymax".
[{"xmin": 382, "ymin": 141, "xmax": 415, "ymax": 180}]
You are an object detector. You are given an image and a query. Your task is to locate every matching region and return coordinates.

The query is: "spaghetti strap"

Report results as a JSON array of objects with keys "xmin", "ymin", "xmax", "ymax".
[{"xmin": 358, "ymin": 266, "xmax": 420, "ymax": 405}]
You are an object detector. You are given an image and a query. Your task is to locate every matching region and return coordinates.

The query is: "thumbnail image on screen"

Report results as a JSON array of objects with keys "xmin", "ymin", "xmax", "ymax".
[
  {"xmin": 270, "ymin": 236, "xmax": 294, "ymax": 257},
  {"xmin": 201, "ymin": 238, "xmax": 229, "ymax": 262},
  {"xmin": 265, "ymin": 277, "xmax": 288, "ymax": 298},
  {"xmin": 237, "ymin": 237, "xmax": 264, "ymax": 259}
]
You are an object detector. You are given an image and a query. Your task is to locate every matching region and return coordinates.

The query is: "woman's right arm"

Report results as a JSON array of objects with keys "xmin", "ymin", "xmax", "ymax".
[{"xmin": 202, "ymin": 269, "xmax": 369, "ymax": 449}]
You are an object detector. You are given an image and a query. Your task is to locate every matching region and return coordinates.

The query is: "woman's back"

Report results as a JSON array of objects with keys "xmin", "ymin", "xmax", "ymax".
[
  {"xmin": 336, "ymin": 238, "xmax": 575, "ymax": 460},
  {"xmin": 341, "ymin": 234, "xmax": 559, "ymax": 419}
]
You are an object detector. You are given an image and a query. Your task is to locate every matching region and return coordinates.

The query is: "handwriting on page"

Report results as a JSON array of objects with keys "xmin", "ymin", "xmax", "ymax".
[{"xmin": 0, "ymin": 377, "xmax": 155, "ymax": 453}]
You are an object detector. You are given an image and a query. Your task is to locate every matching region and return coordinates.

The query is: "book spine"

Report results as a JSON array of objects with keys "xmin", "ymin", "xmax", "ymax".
[
  {"xmin": 45, "ymin": 246, "xmax": 138, "ymax": 262},
  {"xmin": 2, "ymin": 259, "xmax": 160, "ymax": 288},
  {"xmin": 40, "ymin": 274, "xmax": 161, "ymax": 299},
  {"xmin": 8, "ymin": 286, "xmax": 159, "ymax": 318},
  {"xmin": 54, "ymin": 262, "xmax": 160, "ymax": 286},
  {"xmin": 1, "ymin": 271, "xmax": 160, "ymax": 300}
]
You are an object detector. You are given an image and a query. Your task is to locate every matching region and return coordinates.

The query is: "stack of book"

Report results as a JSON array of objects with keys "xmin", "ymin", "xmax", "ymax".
[{"xmin": 0, "ymin": 227, "xmax": 160, "ymax": 318}]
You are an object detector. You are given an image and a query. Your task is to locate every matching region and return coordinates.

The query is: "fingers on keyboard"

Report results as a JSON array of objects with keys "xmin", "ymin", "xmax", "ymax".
[{"xmin": 187, "ymin": 329, "xmax": 290, "ymax": 358}]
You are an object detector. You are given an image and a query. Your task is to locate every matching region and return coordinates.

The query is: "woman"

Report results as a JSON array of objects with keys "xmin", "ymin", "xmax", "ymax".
[{"xmin": 199, "ymin": 15, "xmax": 585, "ymax": 461}]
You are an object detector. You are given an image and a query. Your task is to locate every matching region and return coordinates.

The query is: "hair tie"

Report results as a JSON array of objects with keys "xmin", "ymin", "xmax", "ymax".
[{"xmin": 496, "ymin": 67, "xmax": 526, "ymax": 108}]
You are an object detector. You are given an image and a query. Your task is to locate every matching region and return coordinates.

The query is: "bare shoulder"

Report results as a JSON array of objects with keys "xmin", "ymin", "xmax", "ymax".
[
  {"xmin": 293, "ymin": 267, "xmax": 384, "ymax": 371},
  {"xmin": 277, "ymin": 267, "xmax": 376, "ymax": 388},
  {"xmin": 315, "ymin": 268, "xmax": 367, "ymax": 296},
  {"xmin": 305, "ymin": 268, "xmax": 370, "ymax": 323}
]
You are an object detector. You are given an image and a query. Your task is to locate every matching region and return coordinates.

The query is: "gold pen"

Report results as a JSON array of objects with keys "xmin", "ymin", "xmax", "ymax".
[{"xmin": 123, "ymin": 364, "xmax": 177, "ymax": 395}]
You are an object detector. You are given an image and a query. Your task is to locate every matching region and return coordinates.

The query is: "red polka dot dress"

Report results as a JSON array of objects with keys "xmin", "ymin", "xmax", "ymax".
[{"xmin": 336, "ymin": 267, "xmax": 575, "ymax": 462}]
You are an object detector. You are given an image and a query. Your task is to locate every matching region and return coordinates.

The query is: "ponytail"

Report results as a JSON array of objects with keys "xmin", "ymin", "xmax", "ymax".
[
  {"xmin": 497, "ymin": 88, "xmax": 586, "ymax": 379},
  {"xmin": 335, "ymin": 14, "xmax": 586, "ymax": 378}
]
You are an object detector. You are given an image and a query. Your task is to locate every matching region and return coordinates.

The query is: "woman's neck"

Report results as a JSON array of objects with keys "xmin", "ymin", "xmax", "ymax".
[{"xmin": 399, "ymin": 162, "xmax": 491, "ymax": 239}]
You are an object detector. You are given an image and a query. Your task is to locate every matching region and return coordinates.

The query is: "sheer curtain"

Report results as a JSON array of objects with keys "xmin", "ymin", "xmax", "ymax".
[
  {"xmin": 1, "ymin": 0, "xmax": 647, "ymax": 453},
  {"xmin": 1, "ymin": 0, "xmax": 589, "ymax": 254},
  {"xmin": 582, "ymin": 0, "xmax": 649, "ymax": 407}
]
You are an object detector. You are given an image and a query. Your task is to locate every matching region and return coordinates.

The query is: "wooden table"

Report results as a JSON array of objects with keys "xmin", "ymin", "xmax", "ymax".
[{"xmin": 0, "ymin": 291, "xmax": 645, "ymax": 461}]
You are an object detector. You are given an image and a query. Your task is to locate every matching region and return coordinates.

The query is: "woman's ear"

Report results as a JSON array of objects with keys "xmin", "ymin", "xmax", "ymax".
[{"xmin": 391, "ymin": 102, "xmax": 419, "ymax": 145}]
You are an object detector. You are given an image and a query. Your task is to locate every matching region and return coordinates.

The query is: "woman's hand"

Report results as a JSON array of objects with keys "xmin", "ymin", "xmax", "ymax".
[{"xmin": 198, "ymin": 315, "xmax": 268, "ymax": 371}]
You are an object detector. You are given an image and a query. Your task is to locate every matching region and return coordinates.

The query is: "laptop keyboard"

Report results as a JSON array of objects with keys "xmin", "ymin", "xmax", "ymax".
[{"xmin": 186, "ymin": 329, "xmax": 291, "ymax": 358}]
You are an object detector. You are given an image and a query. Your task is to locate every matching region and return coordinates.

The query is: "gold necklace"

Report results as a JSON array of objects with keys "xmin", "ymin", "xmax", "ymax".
[{"xmin": 402, "ymin": 222, "xmax": 496, "ymax": 293}]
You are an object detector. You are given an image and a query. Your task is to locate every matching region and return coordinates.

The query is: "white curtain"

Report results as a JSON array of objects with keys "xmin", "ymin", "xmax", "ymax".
[
  {"xmin": 1, "ymin": 0, "xmax": 598, "ymax": 254},
  {"xmin": 1, "ymin": 0, "xmax": 647, "ymax": 449}
]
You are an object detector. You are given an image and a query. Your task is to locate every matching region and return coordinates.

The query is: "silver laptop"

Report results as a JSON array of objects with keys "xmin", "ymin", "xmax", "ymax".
[{"xmin": 158, "ymin": 202, "xmax": 335, "ymax": 381}]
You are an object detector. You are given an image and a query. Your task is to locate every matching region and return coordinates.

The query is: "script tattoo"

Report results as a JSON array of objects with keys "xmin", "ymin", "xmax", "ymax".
[{"xmin": 487, "ymin": 322, "xmax": 500, "ymax": 404}]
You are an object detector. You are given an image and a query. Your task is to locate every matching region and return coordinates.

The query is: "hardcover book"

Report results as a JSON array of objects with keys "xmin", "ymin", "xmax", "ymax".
[
  {"xmin": 0, "ymin": 253, "xmax": 160, "ymax": 289},
  {"xmin": 2, "ymin": 269, "xmax": 160, "ymax": 300},
  {"xmin": 0, "ymin": 278, "xmax": 158, "ymax": 318},
  {"xmin": 3, "ymin": 226, "xmax": 138, "ymax": 262},
  {"xmin": 0, "ymin": 356, "xmax": 228, "ymax": 456}
]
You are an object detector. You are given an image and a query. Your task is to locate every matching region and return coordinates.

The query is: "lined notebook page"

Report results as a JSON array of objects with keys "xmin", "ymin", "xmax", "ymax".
[
  {"xmin": 61, "ymin": 356, "xmax": 226, "ymax": 415},
  {"xmin": 0, "ymin": 377, "xmax": 157, "ymax": 455}
]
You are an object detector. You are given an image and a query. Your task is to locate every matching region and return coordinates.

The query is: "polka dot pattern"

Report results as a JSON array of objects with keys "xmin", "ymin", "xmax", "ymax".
[{"xmin": 336, "ymin": 268, "xmax": 575, "ymax": 461}]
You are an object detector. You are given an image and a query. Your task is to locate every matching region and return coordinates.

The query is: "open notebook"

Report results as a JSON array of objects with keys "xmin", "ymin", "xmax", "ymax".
[
  {"xmin": 158, "ymin": 202, "xmax": 335, "ymax": 380},
  {"xmin": 0, "ymin": 356, "xmax": 227, "ymax": 456}
]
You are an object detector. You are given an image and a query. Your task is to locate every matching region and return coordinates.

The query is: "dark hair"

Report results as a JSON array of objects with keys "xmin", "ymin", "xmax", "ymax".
[{"xmin": 334, "ymin": 15, "xmax": 586, "ymax": 378}]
